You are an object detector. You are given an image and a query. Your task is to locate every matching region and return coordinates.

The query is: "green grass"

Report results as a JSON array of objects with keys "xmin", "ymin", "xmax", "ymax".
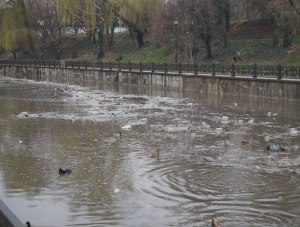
[
  {"xmin": 284, "ymin": 57, "xmax": 300, "ymax": 66},
  {"xmin": 122, "ymin": 46, "xmax": 173, "ymax": 63},
  {"xmin": 293, "ymin": 35, "xmax": 300, "ymax": 44},
  {"xmin": 3, "ymin": 21, "xmax": 299, "ymax": 66},
  {"xmin": 264, "ymin": 39, "xmax": 273, "ymax": 47}
]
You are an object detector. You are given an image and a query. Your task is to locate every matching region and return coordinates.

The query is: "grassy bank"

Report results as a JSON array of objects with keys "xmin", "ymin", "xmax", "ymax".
[{"xmin": 1, "ymin": 21, "xmax": 300, "ymax": 66}]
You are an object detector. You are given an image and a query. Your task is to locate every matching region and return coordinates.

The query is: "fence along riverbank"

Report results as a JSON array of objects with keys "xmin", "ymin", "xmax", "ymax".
[{"xmin": 1, "ymin": 60, "xmax": 300, "ymax": 100}]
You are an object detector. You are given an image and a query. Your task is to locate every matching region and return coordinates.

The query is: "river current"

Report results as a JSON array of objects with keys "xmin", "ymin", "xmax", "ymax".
[{"xmin": 0, "ymin": 77, "xmax": 300, "ymax": 226}]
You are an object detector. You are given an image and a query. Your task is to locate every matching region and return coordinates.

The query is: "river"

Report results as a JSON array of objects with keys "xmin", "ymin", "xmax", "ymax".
[{"xmin": 0, "ymin": 77, "xmax": 300, "ymax": 227}]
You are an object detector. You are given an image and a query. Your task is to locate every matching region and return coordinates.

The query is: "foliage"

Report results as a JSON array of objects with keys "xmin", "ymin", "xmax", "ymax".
[
  {"xmin": 84, "ymin": 0, "xmax": 96, "ymax": 34},
  {"xmin": 0, "ymin": 0, "xmax": 40, "ymax": 58},
  {"xmin": 0, "ymin": 0, "xmax": 300, "ymax": 64}
]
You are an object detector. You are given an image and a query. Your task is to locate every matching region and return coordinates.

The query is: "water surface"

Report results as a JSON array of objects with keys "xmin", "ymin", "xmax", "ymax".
[{"xmin": 0, "ymin": 77, "xmax": 300, "ymax": 226}]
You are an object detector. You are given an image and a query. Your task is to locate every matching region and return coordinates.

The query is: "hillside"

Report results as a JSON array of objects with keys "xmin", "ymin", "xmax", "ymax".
[{"xmin": 1, "ymin": 20, "xmax": 300, "ymax": 66}]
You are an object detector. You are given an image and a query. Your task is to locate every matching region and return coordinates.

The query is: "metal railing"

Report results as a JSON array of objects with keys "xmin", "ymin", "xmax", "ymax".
[{"xmin": 1, "ymin": 60, "xmax": 300, "ymax": 80}]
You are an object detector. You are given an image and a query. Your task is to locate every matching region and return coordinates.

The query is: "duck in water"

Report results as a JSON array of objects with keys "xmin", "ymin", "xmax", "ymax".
[
  {"xmin": 150, "ymin": 149, "xmax": 160, "ymax": 159},
  {"xmin": 59, "ymin": 168, "xmax": 72, "ymax": 175},
  {"xmin": 267, "ymin": 144, "xmax": 286, "ymax": 152},
  {"xmin": 212, "ymin": 217, "xmax": 217, "ymax": 227}
]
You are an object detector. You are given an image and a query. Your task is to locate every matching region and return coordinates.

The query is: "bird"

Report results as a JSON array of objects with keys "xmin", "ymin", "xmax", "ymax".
[
  {"xmin": 150, "ymin": 149, "xmax": 160, "ymax": 159},
  {"xmin": 267, "ymin": 144, "xmax": 286, "ymax": 152},
  {"xmin": 111, "ymin": 131, "xmax": 122, "ymax": 144},
  {"xmin": 212, "ymin": 217, "xmax": 217, "ymax": 227},
  {"xmin": 242, "ymin": 140, "xmax": 249, "ymax": 144},
  {"xmin": 59, "ymin": 168, "xmax": 72, "ymax": 175},
  {"xmin": 25, "ymin": 221, "xmax": 31, "ymax": 227}
]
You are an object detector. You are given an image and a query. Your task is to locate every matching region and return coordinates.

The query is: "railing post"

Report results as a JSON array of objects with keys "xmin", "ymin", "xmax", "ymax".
[
  {"xmin": 164, "ymin": 63, "xmax": 167, "ymax": 73},
  {"xmin": 212, "ymin": 63, "xmax": 216, "ymax": 77},
  {"xmin": 100, "ymin": 60, "xmax": 103, "ymax": 70},
  {"xmin": 194, "ymin": 63, "xmax": 198, "ymax": 75},
  {"xmin": 109, "ymin": 61, "xmax": 112, "ymax": 71},
  {"xmin": 277, "ymin": 64, "xmax": 282, "ymax": 80},
  {"xmin": 118, "ymin": 61, "xmax": 121, "ymax": 71},
  {"xmin": 231, "ymin": 63, "xmax": 235, "ymax": 77},
  {"xmin": 151, "ymin": 62, "xmax": 154, "ymax": 73},
  {"xmin": 129, "ymin": 61, "xmax": 131, "ymax": 71},
  {"xmin": 77, "ymin": 60, "xmax": 80, "ymax": 69},
  {"xmin": 178, "ymin": 63, "xmax": 182, "ymax": 74},
  {"xmin": 252, "ymin": 63, "xmax": 257, "ymax": 78}
]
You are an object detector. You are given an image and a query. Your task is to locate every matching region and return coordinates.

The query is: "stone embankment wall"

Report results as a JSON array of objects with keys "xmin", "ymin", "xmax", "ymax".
[
  {"xmin": 0, "ymin": 199, "xmax": 24, "ymax": 227},
  {"xmin": 1, "ymin": 65, "xmax": 299, "ymax": 100}
]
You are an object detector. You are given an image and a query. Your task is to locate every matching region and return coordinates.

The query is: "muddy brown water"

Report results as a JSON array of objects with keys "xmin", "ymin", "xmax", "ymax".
[{"xmin": 0, "ymin": 77, "xmax": 300, "ymax": 226}]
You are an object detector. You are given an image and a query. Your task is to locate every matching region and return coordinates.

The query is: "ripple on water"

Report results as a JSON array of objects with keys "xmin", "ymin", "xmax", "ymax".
[
  {"xmin": 1, "ymin": 78, "xmax": 300, "ymax": 226},
  {"xmin": 126, "ymin": 154, "xmax": 300, "ymax": 226}
]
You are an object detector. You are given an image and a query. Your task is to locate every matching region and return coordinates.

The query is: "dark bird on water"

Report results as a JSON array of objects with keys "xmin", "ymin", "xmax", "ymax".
[
  {"xmin": 25, "ymin": 221, "xmax": 31, "ymax": 227},
  {"xmin": 59, "ymin": 168, "xmax": 72, "ymax": 175},
  {"xmin": 267, "ymin": 144, "xmax": 286, "ymax": 152}
]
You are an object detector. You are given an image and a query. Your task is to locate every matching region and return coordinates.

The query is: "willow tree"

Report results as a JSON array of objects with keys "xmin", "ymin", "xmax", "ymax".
[
  {"xmin": 0, "ymin": 0, "xmax": 40, "ymax": 59},
  {"xmin": 84, "ymin": 0, "xmax": 96, "ymax": 42},
  {"xmin": 53, "ymin": 0, "xmax": 82, "ymax": 58},
  {"xmin": 110, "ymin": 0, "xmax": 161, "ymax": 48},
  {"xmin": 268, "ymin": 0, "xmax": 300, "ymax": 48}
]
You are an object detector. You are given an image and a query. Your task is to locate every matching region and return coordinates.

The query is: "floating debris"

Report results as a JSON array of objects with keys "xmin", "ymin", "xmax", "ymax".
[
  {"xmin": 150, "ymin": 149, "xmax": 160, "ymax": 159},
  {"xmin": 122, "ymin": 124, "xmax": 132, "ymax": 130},
  {"xmin": 113, "ymin": 188, "xmax": 120, "ymax": 193},
  {"xmin": 215, "ymin": 128, "xmax": 223, "ymax": 135},
  {"xmin": 221, "ymin": 116, "xmax": 229, "ymax": 124},
  {"xmin": 202, "ymin": 122, "xmax": 210, "ymax": 129},
  {"xmin": 247, "ymin": 118, "xmax": 255, "ymax": 124},
  {"xmin": 290, "ymin": 128, "xmax": 299, "ymax": 136}
]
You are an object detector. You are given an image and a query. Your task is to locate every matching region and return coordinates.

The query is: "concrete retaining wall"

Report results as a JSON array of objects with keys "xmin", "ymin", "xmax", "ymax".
[
  {"xmin": 0, "ymin": 199, "xmax": 24, "ymax": 227},
  {"xmin": 1, "ymin": 65, "xmax": 299, "ymax": 100}
]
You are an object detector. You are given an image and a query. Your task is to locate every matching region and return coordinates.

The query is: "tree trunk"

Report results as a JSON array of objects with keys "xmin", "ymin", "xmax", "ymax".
[
  {"xmin": 282, "ymin": 13, "xmax": 293, "ymax": 48},
  {"xmin": 72, "ymin": 36, "xmax": 78, "ymax": 58},
  {"xmin": 92, "ymin": 31, "xmax": 96, "ymax": 45},
  {"xmin": 273, "ymin": 28, "xmax": 279, "ymax": 47},
  {"xmin": 225, "ymin": 0, "xmax": 230, "ymax": 31},
  {"xmin": 223, "ymin": 30, "xmax": 228, "ymax": 48},
  {"xmin": 205, "ymin": 34, "xmax": 213, "ymax": 59},
  {"xmin": 108, "ymin": 17, "xmax": 118, "ymax": 49},
  {"xmin": 134, "ymin": 28, "xmax": 144, "ymax": 48},
  {"xmin": 97, "ymin": 26, "xmax": 105, "ymax": 59},
  {"xmin": 11, "ymin": 51, "xmax": 17, "ymax": 60},
  {"xmin": 271, "ymin": 13, "xmax": 279, "ymax": 47}
]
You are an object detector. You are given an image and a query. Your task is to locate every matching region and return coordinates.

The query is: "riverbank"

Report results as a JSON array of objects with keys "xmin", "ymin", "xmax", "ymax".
[
  {"xmin": 1, "ymin": 20, "xmax": 300, "ymax": 66},
  {"xmin": 1, "ymin": 60, "xmax": 300, "ymax": 100}
]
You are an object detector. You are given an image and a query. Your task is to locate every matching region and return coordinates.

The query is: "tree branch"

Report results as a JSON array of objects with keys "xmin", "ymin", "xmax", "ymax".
[{"xmin": 289, "ymin": 0, "xmax": 300, "ymax": 15}]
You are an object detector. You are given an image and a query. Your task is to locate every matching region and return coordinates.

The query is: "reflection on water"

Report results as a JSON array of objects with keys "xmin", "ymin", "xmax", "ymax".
[{"xmin": 0, "ymin": 77, "xmax": 300, "ymax": 226}]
